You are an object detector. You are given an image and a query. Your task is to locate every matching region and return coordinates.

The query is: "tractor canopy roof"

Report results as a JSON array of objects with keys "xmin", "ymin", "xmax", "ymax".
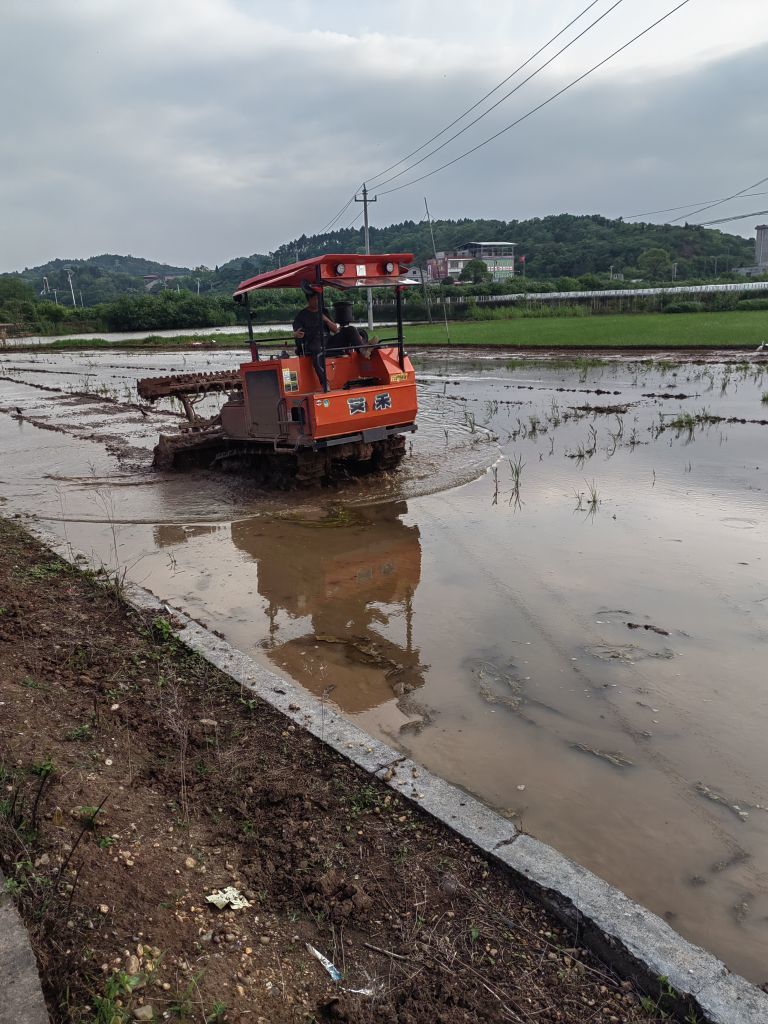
[{"xmin": 233, "ymin": 253, "xmax": 414, "ymax": 300}]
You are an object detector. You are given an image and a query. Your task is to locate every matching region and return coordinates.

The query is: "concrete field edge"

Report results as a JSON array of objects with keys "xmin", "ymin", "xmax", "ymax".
[{"xmin": 0, "ymin": 874, "xmax": 50, "ymax": 1024}]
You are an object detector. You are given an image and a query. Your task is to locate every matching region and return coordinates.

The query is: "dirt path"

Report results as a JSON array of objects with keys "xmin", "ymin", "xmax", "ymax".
[{"xmin": 0, "ymin": 515, "xmax": 670, "ymax": 1024}]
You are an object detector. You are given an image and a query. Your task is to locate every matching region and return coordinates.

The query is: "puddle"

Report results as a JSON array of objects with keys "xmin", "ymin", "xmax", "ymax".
[{"xmin": 2, "ymin": 348, "xmax": 768, "ymax": 981}]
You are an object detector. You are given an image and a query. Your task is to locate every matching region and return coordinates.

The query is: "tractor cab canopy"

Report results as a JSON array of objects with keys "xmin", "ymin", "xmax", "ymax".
[
  {"xmin": 233, "ymin": 253, "xmax": 415, "ymax": 299},
  {"xmin": 233, "ymin": 252, "xmax": 417, "ymax": 375}
]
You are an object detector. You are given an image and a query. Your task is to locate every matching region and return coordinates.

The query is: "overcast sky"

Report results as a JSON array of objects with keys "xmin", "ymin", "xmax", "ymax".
[{"xmin": 3, "ymin": 0, "xmax": 767, "ymax": 271}]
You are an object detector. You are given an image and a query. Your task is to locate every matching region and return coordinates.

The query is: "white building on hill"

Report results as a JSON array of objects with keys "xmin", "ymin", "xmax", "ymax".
[
  {"xmin": 733, "ymin": 225, "xmax": 768, "ymax": 277},
  {"xmin": 426, "ymin": 241, "xmax": 517, "ymax": 282}
]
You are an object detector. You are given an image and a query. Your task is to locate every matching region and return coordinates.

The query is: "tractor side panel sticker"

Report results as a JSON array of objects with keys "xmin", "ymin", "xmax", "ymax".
[
  {"xmin": 373, "ymin": 392, "xmax": 392, "ymax": 411},
  {"xmin": 282, "ymin": 369, "xmax": 299, "ymax": 392},
  {"xmin": 391, "ymin": 372, "xmax": 407, "ymax": 382},
  {"xmin": 348, "ymin": 396, "xmax": 367, "ymax": 415}
]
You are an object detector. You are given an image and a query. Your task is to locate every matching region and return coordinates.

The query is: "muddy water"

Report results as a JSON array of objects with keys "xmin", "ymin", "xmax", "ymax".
[{"xmin": 2, "ymin": 348, "xmax": 768, "ymax": 982}]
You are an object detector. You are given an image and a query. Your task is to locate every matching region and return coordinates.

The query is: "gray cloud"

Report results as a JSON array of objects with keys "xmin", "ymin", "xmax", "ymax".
[{"xmin": 2, "ymin": 1, "xmax": 766, "ymax": 271}]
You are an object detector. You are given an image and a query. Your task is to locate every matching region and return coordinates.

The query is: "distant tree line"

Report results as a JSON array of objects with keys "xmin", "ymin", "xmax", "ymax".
[
  {"xmin": 9, "ymin": 214, "xmax": 758, "ymax": 299},
  {"xmin": 3, "ymin": 272, "xmax": 767, "ymax": 338},
  {"xmin": 1, "ymin": 214, "xmax": 763, "ymax": 334},
  {"xmin": 0, "ymin": 277, "xmax": 240, "ymax": 335}
]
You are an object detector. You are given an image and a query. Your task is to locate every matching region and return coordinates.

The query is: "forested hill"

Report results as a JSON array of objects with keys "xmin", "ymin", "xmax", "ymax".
[
  {"xmin": 7, "ymin": 215, "xmax": 756, "ymax": 303},
  {"xmin": 193, "ymin": 214, "xmax": 755, "ymax": 297},
  {"xmin": 28, "ymin": 254, "xmax": 191, "ymax": 276},
  {"xmin": 15, "ymin": 254, "xmax": 193, "ymax": 304},
  {"xmin": 271, "ymin": 214, "xmax": 754, "ymax": 280}
]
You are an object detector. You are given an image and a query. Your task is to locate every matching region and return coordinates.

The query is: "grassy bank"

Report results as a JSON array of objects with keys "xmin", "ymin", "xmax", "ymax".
[{"xmin": 6, "ymin": 309, "xmax": 768, "ymax": 353}]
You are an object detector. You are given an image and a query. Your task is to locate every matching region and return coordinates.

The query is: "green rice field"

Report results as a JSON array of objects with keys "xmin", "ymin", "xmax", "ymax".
[{"xmin": 404, "ymin": 310, "xmax": 768, "ymax": 348}]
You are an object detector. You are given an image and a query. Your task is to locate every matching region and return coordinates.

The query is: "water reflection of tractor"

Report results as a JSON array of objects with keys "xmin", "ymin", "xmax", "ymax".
[
  {"xmin": 137, "ymin": 254, "xmax": 419, "ymax": 487},
  {"xmin": 230, "ymin": 502, "xmax": 427, "ymax": 715}
]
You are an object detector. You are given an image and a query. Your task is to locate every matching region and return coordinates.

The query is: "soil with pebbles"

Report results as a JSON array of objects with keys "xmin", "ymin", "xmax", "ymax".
[{"xmin": 0, "ymin": 515, "xmax": 670, "ymax": 1024}]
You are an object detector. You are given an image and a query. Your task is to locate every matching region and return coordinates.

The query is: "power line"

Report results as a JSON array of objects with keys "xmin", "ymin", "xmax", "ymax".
[
  {"xmin": 371, "ymin": 0, "xmax": 625, "ymax": 192},
  {"xmin": 626, "ymin": 191, "xmax": 768, "ymax": 219},
  {"xmin": 378, "ymin": 0, "xmax": 693, "ymax": 199},
  {"xmin": 318, "ymin": 187, "xmax": 362, "ymax": 235},
  {"xmin": 366, "ymin": 0, "xmax": 605, "ymax": 187},
  {"xmin": 697, "ymin": 208, "xmax": 768, "ymax": 227},
  {"xmin": 669, "ymin": 173, "xmax": 768, "ymax": 224},
  {"xmin": 317, "ymin": 1, "xmax": 614, "ymax": 242},
  {"xmin": 316, "ymin": 2, "xmax": 610, "ymax": 239}
]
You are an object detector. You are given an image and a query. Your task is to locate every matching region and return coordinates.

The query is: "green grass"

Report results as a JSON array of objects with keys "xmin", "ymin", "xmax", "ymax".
[
  {"xmin": 668, "ymin": 412, "xmax": 697, "ymax": 431},
  {"xmin": 403, "ymin": 311, "xmax": 768, "ymax": 349},
  {"xmin": 14, "ymin": 559, "xmax": 73, "ymax": 583}
]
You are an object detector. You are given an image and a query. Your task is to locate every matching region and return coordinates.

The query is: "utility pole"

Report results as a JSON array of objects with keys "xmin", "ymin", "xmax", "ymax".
[
  {"xmin": 79, "ymin": 291, "xmax": 84, "ymax": 307},
  {"xmin": 424, "ymin": 196, "xmax": 451, "ymax": 344},
  {"xmin": 196, "ymin": 278, "xmax": 201, "ymax": 295},
  {"xmin": 419, "ymin": 266, "xmax": 433, "ymax": 323},
  {"xmin": 66, "ymin": 269, "xmax": 76, "ymax": 307},
  {"xmin": 355, "ymin": 183, "xmax": 377, "ymax": 330}
]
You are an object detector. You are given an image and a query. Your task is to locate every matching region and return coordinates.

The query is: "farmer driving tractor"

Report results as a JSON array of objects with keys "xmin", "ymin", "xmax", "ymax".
[{"xmin": 292, "ymin": 281, "xmax": 339, "ymax": 390}]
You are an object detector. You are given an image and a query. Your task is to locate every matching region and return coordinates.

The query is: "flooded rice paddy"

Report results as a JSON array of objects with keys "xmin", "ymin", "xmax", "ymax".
[{"xmin": 1, "ymin": 346, "xmax": 767, "ymax": 982}]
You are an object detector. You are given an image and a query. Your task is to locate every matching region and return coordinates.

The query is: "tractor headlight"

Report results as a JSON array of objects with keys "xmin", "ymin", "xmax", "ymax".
[
  {"xmin": 334, "ymin": 263, "xmax": 346, "ymax": 276},
  {"xmin": 382, "ymin": 261, "xmax": 395, "ymax": 275}
]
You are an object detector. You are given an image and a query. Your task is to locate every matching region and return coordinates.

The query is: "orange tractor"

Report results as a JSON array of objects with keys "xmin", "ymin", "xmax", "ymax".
[{"xmin": 137, "ymin": 253, "xmax": 419, "ymax": 485}]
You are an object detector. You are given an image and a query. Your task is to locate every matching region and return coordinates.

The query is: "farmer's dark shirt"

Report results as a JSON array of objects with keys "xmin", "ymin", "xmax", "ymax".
[{"xmin": 293, "ymin": 308, "xmax": 328, "ymax": 354}]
